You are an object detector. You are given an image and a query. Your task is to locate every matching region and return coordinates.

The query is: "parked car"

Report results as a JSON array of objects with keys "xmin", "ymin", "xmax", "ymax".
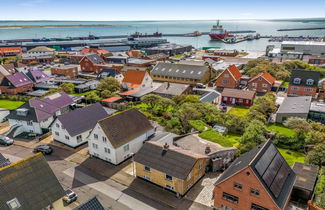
[
  {"xmin": 63, "ymin": 189, "xmax": 77, "ymax": 204},
  {"xmin": 0, "ymin": 136, "xmax": 14, "ymax": 146},
  {"xmin": 33, "ymin": 145, "xmax": 53, "ymax": 155},
  {"xmin": 196, "ymin": 83, "xmax": 206, "ymax": 89}
]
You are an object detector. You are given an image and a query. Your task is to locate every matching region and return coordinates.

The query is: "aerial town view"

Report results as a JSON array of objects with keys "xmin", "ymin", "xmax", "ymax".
[{"xmin": 0, "ymin": 0, "xmax": 325, "ymax": 210}]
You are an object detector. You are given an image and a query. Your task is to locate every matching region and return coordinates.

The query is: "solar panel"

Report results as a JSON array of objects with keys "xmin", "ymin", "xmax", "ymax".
[
  {"xmin": 262, "ymin": 153, "xmax": 284, "ymax": 187},
  {"xmin": 255, "ymin": 144, "xmax": 277, "ymax": 176},
  {"xmin": 270, "ymin": 162, "xmax": 290, "ymax": 197}
]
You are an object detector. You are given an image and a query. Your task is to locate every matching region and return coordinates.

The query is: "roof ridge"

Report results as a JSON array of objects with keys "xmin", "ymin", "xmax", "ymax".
[{"xmin": 248, "ymin": 139, "xmax": 271, "ymax": 166}]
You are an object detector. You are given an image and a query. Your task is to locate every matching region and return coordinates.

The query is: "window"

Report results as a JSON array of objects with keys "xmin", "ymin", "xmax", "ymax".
[
  {"xmin": 56, "ymin": 123, "xmax": 60, "ymax": 128},
  {"xmin": 104, "ymin": 147, "xmax": 110, "ymax": 154},
  {"xmin": 250, "ymin": 188, "xmax": 260, "ymax": 196},
  {"xmin": 187, "ymin": 172, "xmax": 192, "ymax": 180},
  {"xmin": 165, "ymin": 174, "xmax": 173, "ymax": 181},
  {"xmin": 6, "ymin": 198, "xmax": 21, "ymax": 210},
  {"xmin": 262, "ymin": 83, "xmax": 268, "ymax": 87},
  {"xmin": 144, "ymin": 166, "xmax": 151, "ymax": 172},
  {"xmin": 65, "ymin": 135, "xmax": 69, "ymax": 140},
  {"xmin": 251, "ymin": 203, "xmax": 268, "ymax": 210},
  {"xmin": 221, "ymin": 205, "xmax": 233, "ymax": 210},
  {"xmin": 92, "ymin": 143, "xmax": 98, "ymax": 149},
  {"xmin": 123, "ymin": 144, "xmax": 129, "ymax": 152},
  {"xmin": 258, "ymin": 77, "xmax": 263, "ymax": 81},
  {"xmin": 144, "ymin": 175, "xmax": 151, "ymax": 181},
  {"xmin": 305, "ymin": 88, "xmax": 313, "ymax": 92},
  {"xmin": 55, "ymin": 132, "xmax": 59, "ymax": 136},
  {"xmin": 293, "ymin": 78, "xmax": 301, "ymax": 85},
  {"xmin": 238, "ymin": 98, "xmax": 243, "ymax": 103},
  {"xmin": 94, "ymin": 134, "xmax": 98, "ymax": 139},
  {"xmin": 252, "ymin": 83, "xmax": 257, "ymax": 87},
  {"xmin": 27, "ymin": 121, "xmax": 33, "ymax": 126},
  {"xmin": 102, "ymin": 136, "xmax": 107, "ymax": 142},
  {"xmin": 76, "ymin": 135, "xmax": 82, "ymax": 143},
  {"xmin": 306, "ymin": 79, "xmax": 314, "ymax": 85},
  {"xmin": 224, "ymin": 73, "xmax": 229, "ymax": 78},
  {"xmin": 198, "ymin": 163, "xmax": 202, "ymax": 170},
  {"xmin": 222, "ymin": 80, "xmax": 229, "ymax": 84},
  {"xmin": 222, "ymin": 192, "xmax": 239, "ymax": 204},
  {"xmin": 291, "ymin": 86, "xmax": 299, "ymax": 90},
  {"xmin": 223, "ymin": 96, "xmax": 228, "ymax": 100},
  {"xmin": 233, "ymin": 182, "xmax": 242, "ymax": 190},
  {"xmin": 165, "ymin": 184, "xmax": 174, "ymax": 190}
]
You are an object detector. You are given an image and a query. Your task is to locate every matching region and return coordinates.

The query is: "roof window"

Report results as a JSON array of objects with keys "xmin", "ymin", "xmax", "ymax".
[{"xmin": 293, "ymin": 78, "xmax": 301, "ymax": 85}]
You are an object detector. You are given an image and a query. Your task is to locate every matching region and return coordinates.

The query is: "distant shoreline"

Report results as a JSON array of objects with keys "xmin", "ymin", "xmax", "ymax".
[{"xmin": 0, "ymin": 24, "xmax": 129, "ymax": 29}]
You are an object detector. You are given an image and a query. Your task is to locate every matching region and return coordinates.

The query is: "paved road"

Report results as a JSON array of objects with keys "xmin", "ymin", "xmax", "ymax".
[{"xmin": 0, "ymin": 145, "xmax": 172, "ymax": 210}]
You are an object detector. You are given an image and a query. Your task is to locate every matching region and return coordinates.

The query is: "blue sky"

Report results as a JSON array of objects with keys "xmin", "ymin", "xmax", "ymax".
[{"xmin": 1, "ymin": 0, "xmax": 324, "ymax": 21}]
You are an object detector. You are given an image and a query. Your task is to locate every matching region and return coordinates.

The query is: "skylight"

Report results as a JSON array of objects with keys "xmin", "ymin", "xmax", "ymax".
[{"xmin": 6, "ymin": 198, "xmax": 21, "ymax": 210}]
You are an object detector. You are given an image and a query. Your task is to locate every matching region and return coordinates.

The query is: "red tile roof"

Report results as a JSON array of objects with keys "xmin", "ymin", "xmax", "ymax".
[
  {"xmin": 0, "ymin": 47, "xmax": 22, "ymax": 54},
  {"xmin": 249, "ymin": 72, "xmax": 276, "ymax": 84},
  {"xmin": 80, "ymin": 48, "xmax": 108, "ymax": 55},
  {"xmin": 119, "ymin": 89, "xmax": 139, "ymax": 96},
  {"xmin": 102, "ymin": 96, "xmax": 122, "ymax": 103},
  {"xmin": 122, "ymin": 69, "xmax": 146, "ymax": 85},
  {"xmin": 227, "ymin": 65, "xmax": 242, "ymax": 80}
]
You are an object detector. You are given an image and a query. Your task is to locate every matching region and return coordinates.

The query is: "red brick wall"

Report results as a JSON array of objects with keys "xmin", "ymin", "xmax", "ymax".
[
  {"xmin": 0, "ymin": 84, "xmax": 33, "ymax": 94},
  {"xmin": 51, "ymin": 67, "xmax": 78, "ymax": 78},
  {"xmin": 221, "ymin": 96, "xmax": 253, "ymax": 106},
  {"xmin": 80, "ymin": 58, "xmax": 104, "ymax": 73},
  {"xmin": 215, "ymin": 69, "xmax": 239, "ymax": 88},
  {"xmin": 287, "ymin": 85, "xmax": 317, "ymax": 97},
  {"xmin": 247, "ymin": 77, "xmax": 272, "ymax": 92},
  {"xmin": 213, "ymin": 167, "xmax": 281, "ymax": 210}
]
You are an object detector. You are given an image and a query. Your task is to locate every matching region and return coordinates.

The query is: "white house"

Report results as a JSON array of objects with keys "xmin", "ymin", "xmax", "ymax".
[
  {"xmin": 6, "ymin": 92, "xmax": 74, "ymax": 136},
  {"xmin": 88, "ymin": 108, "xmax": 155, "ymax": 165},
  {"xmin": 121, "ymin": 69, "xmax": 152, "ymax": 90},
  {"xmin": 51, "ymin": 103, "xmax": 115, "ymax": 148},
  {"xmin": 23, "ymin": 46, "xmax": 55, "ymax": 58}
]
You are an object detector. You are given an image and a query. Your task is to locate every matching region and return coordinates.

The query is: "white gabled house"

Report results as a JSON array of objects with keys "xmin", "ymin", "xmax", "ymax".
[
  {"xmin": 87, "ymin": 108, "xmax": 155, "ymax": 165},
  {"xmin": 51, "ymin": 103, "xmax": 116, "ymax": 148},
  {"xmin": 121, "ymin": 69, "xmax": 153, "ymax": 90}
]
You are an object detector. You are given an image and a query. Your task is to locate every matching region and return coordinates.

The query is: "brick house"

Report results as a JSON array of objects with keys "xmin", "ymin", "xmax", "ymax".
[
  {"xmin": 0, "ymin": 47, "xmax": 22, "ymax": 57},
  {"xmin": 247, "ymin": 72, "xmax": 276, "ymax": 92},
  {"xmin": 215, "ymin": 65, "xmax": 242, "ymax": 88},
  {"xmin": 51, "ymin": 64, "xmax": 79, "ymax": 78},
  {"xmin": 221, "ymin": 88, "xmax": 256, "ymax": 106},
  {"xmin": 287, "ymin": 70, "xmax": 320, "ymax": 97},
  {"xmin": 79, "ymin": 54, "xmax": 106, "ymax": 73},
  {"xmin": 213, "ymin": 140, "xmax": 296, "ymax": 210},
  {"xmin": 308, "ymin": 55, "xmax": 325, "ymax": 65},
  {"xmin": 0, "ymin": 72, "xmax": 33, "ymax": 94}
]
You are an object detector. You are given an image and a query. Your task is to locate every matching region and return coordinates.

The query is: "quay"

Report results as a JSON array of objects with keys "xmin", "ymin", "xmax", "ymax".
[{"xmin": 278, "ymin": 27, "xmax": 325, "ymax": 31}]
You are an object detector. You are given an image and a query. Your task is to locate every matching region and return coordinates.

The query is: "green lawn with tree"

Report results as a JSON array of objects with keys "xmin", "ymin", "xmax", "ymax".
[
  {"xmin": 277, "ymin": 148, "xmax": 305, "ymax": 167},
  {"xmin": 267, "ymin": 123, "xmax": 296, "ymax": 138},
  {"xmin": 199, "ymin": 129, "xmax": 239, "ymax": 147},
  {"xmin": 0, "ymin": 100, "xmax": 25, "ymax": 110},
  {"xmin": 228, "ymin": 107, "xmax": 249, "ymax": 117}
]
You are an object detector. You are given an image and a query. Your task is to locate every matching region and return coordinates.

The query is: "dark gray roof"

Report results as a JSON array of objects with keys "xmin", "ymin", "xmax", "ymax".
[
  {"xmin": 153, "ymin": 82, "xmax": 190, "ymax": 96},
  {"xmin": 289, "ymin": 70, "xmax": 320, "ymax": 87},
  {"xmin": 215, "ymin": 140, "xmax": 296, "ymax": 209},
  {"xmin": 277, "ymin": 96, "xmax": 312, "ymax": 114},
  {"xmin": 134, "ymin": 141, "xmax": 207, "ymax": 180},
  {"xmin": 98, "ymin": 108, "xmax": 154, "ymax": 148},
  {"xmin": 151, "ymin": 63, "xmax": 209, "ymax": 80},
  {"xmin": 74, "ymin": 196, "xmax": 104, "ymax": 210},
  {"xmin": 200, "ymin": 90, "xmax": 220, "ymax": 103},
  {"xmin": 57, "ymin": 103, "xmax": 111, "ymax": 137},
  {"xmin": 85, "ymin": 54, "xmax": 105, "ymax": 64},
  {"xmin": 97, "ymin": 68, "xmax": 120, "ymax": 80},
  {"xmin": 292, "ymin": 162, "xmax": 319, "ymax": 191},
  {"xmin": 0, "ymin": 153, "xmax": 65, "ymax": 210}
]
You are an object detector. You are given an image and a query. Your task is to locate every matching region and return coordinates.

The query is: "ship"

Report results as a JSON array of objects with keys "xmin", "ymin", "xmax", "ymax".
[
  {"xmin": 209, "ymin": 20, "xmax": 234, "ymax": 41},
  {"xmin": 184, "ymin": 31, "xmax": 202, "ymax": 37}
]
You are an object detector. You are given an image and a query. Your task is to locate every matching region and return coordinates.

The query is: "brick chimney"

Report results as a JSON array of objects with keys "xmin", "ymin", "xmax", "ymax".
[{"xmin": 205, "ymin": 146, "xmax": 211, "ymax": 154}]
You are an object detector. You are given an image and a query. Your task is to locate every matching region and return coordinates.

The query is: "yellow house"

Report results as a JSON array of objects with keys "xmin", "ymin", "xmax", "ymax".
[
  {"xmin": 134, "ymin": 141, "xmax": 207, "ymax": 196},
  {"xmin": 150, "ymin": 62, "xmax": 211, "ymax": 85}
]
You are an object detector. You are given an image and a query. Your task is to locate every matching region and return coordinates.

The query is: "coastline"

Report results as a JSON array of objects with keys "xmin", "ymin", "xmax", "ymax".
[{"xmin": 0, "ymin": 24, "xmax": 129, "ymax": 29}]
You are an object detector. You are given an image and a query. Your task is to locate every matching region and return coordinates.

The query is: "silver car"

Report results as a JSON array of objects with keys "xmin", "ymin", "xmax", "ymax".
[{"xmin": 0, "ymin": 136, "xmax": 14, "ymax": 146}]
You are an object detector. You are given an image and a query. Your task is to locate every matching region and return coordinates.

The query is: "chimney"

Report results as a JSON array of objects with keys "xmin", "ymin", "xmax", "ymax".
[
  {"xmin": 163, "ymin": 143, "xmax": 169, "ymax": 149},
  {"xmin": 166, "ymin": 82, "xmax": 170, "ymax": 89},
  {"xmin": 161, "ymin": 143, "xmax": 169, "ymax": 156},
  {"xmin": 205, "ymin": 146, "xmax": 211, "ymax": 154}
]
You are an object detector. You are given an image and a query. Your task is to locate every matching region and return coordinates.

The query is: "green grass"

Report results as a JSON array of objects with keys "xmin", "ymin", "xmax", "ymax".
[
  {"xmin": 71, "ymin": 90, "xmax": 97, "ymax": 97},
  {"xmin": 189, "ymin": 120, "xmax": 208, "ymax": 132},
  {"xmin": 267, "ymin": 123, "xmax": 296, "ymax": 138},
  {"xmin": 224, "ymin": 133, "xmax": 241, "ymax": 147},
  {"xmin": 228, "ymin": 107, "xmax": 249, "ymax": 117},
  {"xmin": 277, "ymin": 148, "xmax": 305, "ymax": 167},
  {"xmin": 199, "ymin": 129, "xmax": 238, "ymax": 147},
  {"xmin": 0, "ymin": 100, "xmax": 25, "ymax": 110},
  {"xmin": 281, "ymin": 82, "xmax": 289, "ymax": 88}
]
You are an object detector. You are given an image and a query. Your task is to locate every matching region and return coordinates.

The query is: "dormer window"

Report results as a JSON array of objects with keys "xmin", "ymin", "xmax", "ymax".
[
  {"xmin": 293, "ymin": 78, "xmax": 301, "ymax": 85},
  {"xmin": 306, "ymin": 79, "xmax": 314, "ymax": 86}
]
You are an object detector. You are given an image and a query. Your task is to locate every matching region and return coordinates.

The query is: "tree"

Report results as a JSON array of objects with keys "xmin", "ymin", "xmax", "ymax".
[
  {"xmin": 158, "ymin": 97, "xmax": 175, "ymax": 112},
  {"xmin": 97, "ymin": 77, "xmax": 121, "ymax": 92},
  {"xmin": 85, "ymin": 92, "xmax": 101, "ymax": 103},
  {"xmin": 101, "ymin": 90, "xmax": 113, "ymax": 98},
  {"xmin": 141, "ymin": 94, "xmax": 162, "ymax": 109},
  {"xmin": 283, "ymin": 60, "xmax": 325, "ymax": 77},
  {"xmin": 306, "ymin": 142, "xmax": 325, "ymax": 166},
  {"xmin": 60, "ymin": 83, "xmax": 75, "ymax": 94},
  {"xmin": 283, "ymin": 117, "xmax": 311, "ymax": 137},
  {"xmin": 176, "ymin": 103, "xmax": 202, "ymax": 133}
]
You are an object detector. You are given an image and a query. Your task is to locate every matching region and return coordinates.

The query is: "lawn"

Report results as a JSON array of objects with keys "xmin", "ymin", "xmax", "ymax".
[
  {"xmin": 199, "ymin": 129, "xmax": 238, "ymax": 147},
  {"xmin": 71, "ymin": 90, "xmax": 97, "ymax": 97},
  {"xmin": 0, "ymin": 100, "xmax": 25, "ymax": 110},
  {"xmin": 281, "ymin": 82, "xmax": 289, "ymax": 88},
  {"xmin": 224, "ymin": 133, "xmax": 241, "ymax": 147},
  {"xmin": 267, "ymin": 123, "xmax": 296, "ymax": 138},
  {"xmin": 228, "ymin": 107, "xmax": 249, "ymax": 117},
  {"xmin": 189, "ymin": 120, "xmax": 209, "ymax": 132},
  {"xmin": 277, "ymin": 148, "xmax": 305, "ymax": 167}
]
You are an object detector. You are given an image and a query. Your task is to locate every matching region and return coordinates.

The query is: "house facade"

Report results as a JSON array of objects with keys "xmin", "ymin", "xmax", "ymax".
[
  {"xmin": 247, "ymin": 72, "xmax": 276, "ymax": 92},
  {"xmin": 80, "ymin": 54, "xmax": 106, "ymax": 73},
  {"xmin": 51, "ymin": 103, "xmax": 113, "ymax": 148},
  {"xmin": 122, "ymin": 69, "xmax": 152, "ymax": 90},
  {"xmin": 0, "ymin": 72, "xmax": 33, "ymax": 94},
  {"xmin": 151, "ymin": 63, "xmax": 211, "ymax": 85},
  {"xmin": 221, "ymin": 88, "xmax": 256, "ymax": 106},
  {"xmin": 215, "ymin": 65, "xmax": 242, "ymax": 88},
  {"xmin": 87, "ymin": 108, "xmax": 155, "ymax": 165},
  {"xmin": 51, "ymin": 64, "xmax": 79, "ymax": 78},
  {"xmin": 213, "ymin": 140, "xmax": 296, "ymax": 210},
  {"xmin": 287, "ymin": 70, "xmax": 320, "ymax": 97},
  {"xmin": 134, "ymin": 141, "xmax": 207, "ymax": 196},
  {"xmin": 24, "ymin": 46, "xmax": 55, "ymax": 58}
]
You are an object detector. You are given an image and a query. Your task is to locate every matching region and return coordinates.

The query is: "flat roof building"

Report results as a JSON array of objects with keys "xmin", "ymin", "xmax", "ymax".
[{"xmin": 281, "ymin": 41, "xmax": 325, "ymax": 55}]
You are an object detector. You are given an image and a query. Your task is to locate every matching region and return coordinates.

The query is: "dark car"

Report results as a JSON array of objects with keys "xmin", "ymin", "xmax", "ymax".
[
  {"xmin": 33, "ymin": 145, "xmax": 53, "ymax": 155},
  {"xmin": 196, "ymin": 83, "xmax": 206, "ymax": 89},
  {"xmin": 63, "ymin": 189, "xmax": 77, "ymax": 204},
  {"xmin": 0, "ymin": 136, "xmax": 14, "ymax": 146}
]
